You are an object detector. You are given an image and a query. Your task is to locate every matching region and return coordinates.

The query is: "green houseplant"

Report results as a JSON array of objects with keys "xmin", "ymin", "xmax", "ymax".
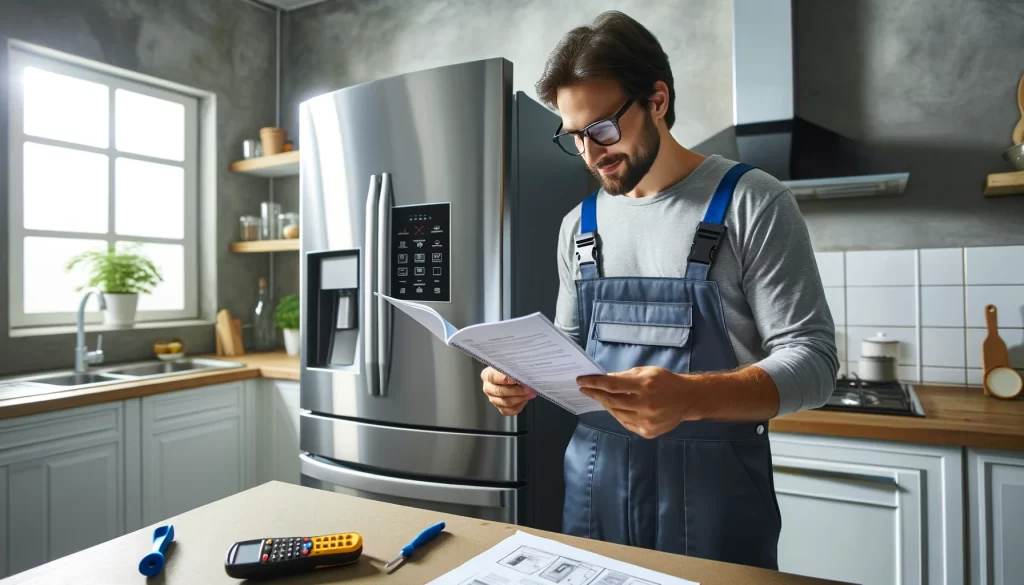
[
  {"xmin": 274, "ymin": 294, "xmax": 300, "ymax": 356},
  {"xmin": 66, "ymin": 244, "xmax": 162, "ymax": 327}
]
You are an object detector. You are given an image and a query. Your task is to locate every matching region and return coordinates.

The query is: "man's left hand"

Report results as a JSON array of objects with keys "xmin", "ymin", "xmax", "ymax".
[{"xmin": 577, "ymin": 367, "xmax": 705, "ymax": 439}]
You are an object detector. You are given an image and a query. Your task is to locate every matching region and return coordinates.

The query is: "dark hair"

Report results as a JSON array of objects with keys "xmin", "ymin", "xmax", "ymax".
[{"xmin": 536, "ymin": 11, "xmax": 675, "ymax": 129}]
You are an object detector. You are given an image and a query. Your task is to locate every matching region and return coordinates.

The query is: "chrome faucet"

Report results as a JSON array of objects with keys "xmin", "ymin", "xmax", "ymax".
[{"xmin": 75, "ymin": 288, "xmax": 107, "ymax": 373}]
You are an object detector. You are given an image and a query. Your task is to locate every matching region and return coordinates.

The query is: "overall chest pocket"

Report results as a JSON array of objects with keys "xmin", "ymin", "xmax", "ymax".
[{"xmin": 586, "ymin": 300, "xmax": 693, "ymax": 374}]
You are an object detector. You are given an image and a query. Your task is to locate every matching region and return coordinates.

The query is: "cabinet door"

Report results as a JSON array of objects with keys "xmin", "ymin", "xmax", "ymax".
[
  {"xmin": 0, "ymin": 402, "xmax": 130, "ymax": 578},
  {"xmin": 268, "ymin": 381, "xmax": 300, "ymax": 484},
  {"xmin": 141, "ymin": 382, "xmax": 251, "ymax": 525},
  {"xmin": 968, "ymin": 448, "xmax": 1024, "ymax": 585},
  {"xmin": 771, "ymin": 433, "xmax": 964, "ymax": 585}
]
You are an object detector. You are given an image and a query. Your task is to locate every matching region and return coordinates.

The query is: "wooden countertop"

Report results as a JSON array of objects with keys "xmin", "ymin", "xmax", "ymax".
[
  {"xmin": 772, "ymin": 384, "xmax": 1024, "ymax": 450},
  {"xmin": 0, "ymin": 481, "xmax": 847, "ymax": 585},
  {"xmin": 0, "ymin": 351, "xmax": 298, "ymax": 420}
]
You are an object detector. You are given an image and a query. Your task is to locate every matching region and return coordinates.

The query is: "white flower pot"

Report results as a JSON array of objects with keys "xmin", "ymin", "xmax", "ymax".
[
  {"xmin": 283, "ymin": 328, "xmax": 300, "ymax": 356},
  {"xmin": 103, "ymin": 293, "xmax": 139, "ymax": 328}
]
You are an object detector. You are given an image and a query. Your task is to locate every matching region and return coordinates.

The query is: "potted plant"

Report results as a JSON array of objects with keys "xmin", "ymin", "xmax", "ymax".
[
  {"xmin": 275, "ymin": 294, "xmax": 300, "ymax": 356},
  {"xmin": 66, "ymin": 244, "xmax": 162, "ymax": 327}
]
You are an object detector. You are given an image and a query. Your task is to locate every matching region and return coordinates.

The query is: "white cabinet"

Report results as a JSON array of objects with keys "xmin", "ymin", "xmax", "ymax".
[
  {"xmin": 140, "ymin": 382, "xmax": 255, "ymax": 525},
  {"xmin": 257, "ymin": 380, "xmax": 301, "ymax": 485},
  {"xmin": 770, "ymin": 432, "xmax": 964, "ymax": 585},
  {"xmin": 0, "ymin": 401, "xmax": 139, "ymax": 578},
  {"xmin": 968, "ymin": 448, "xmax": 1024, "ymax": 585}
]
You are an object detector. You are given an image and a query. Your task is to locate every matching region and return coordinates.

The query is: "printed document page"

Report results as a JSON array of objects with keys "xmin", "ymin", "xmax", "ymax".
[
  {"xmin": 377, "ymin": 294, "xmax": 604, "ymax": 415},
  {"xmin": 424, "ymin": 531, "xmax": 699, "ymax": 585}
]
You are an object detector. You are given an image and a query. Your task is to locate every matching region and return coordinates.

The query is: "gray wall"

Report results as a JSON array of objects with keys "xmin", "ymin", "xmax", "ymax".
[
  {"xmin": 279, "ymin": 0, "xmax": 1024, "ymax": 257},
  {"xmin": 0, "ymin": 0, "xmax": 276, "ymax": 376},
  {"xmin": 794, "ymin": 0, "xmax": 1024, "ymax": 250}
]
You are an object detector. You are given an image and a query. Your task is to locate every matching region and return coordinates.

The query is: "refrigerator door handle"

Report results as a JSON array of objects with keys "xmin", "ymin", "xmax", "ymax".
[
  {"xmin": 300, "ymin": 453, "xmax": 514, "ymax": 509},
  {"xmin": 377, "ymin": 173, "xmax": 393, "ymax": 396},
  {"xmin": 363, "ymin": 174, "xmax": 381, "ymax": 397}
]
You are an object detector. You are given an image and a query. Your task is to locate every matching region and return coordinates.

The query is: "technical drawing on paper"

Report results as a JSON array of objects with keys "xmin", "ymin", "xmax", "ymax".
[
  {"xmin": 537, "ymin": 556, "xmax": 598, "ymax": 585},
  {"xmin": 499, "ymin": 547, "xmax": 558, "ymax": 575}
]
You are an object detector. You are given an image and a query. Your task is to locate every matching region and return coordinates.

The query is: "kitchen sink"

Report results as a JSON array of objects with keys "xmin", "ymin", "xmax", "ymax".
[
  {"xmin": 30, "ymin": 373, "xmax": 125, "ymax": 387},
  {"xmin": 0, "ymin": 357, "xmax": 245, "ymax": 397}
]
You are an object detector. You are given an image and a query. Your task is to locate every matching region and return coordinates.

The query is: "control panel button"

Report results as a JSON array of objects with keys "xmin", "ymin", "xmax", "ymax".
[
  {"xmin": 432, "ymin": 266, "xmax": 442, "ymax": 276},
  {"xmin": 434, "ymin": 287, "xmax": 441, "ymax": 294},
  {"xmin": 398, "ymin": 241, "xmax": 407, "ymax": 249},
  {"xmin": 397, "ymin": 254, "xmax": 408, "ymax": 264},
  {"xmin": 414, "ymin": 253, "xmax": 425, "ymax": 263},
  {"xmin": 397, "ymin": 267, "xmax": 408, "ymax": 277},
  {"xmin": 414, "ymin": 267, "xmax": 425, "ymax": 276},
  {"xmin": 432, "ymin": 252, "xmax": 442, "ymax": 262}
]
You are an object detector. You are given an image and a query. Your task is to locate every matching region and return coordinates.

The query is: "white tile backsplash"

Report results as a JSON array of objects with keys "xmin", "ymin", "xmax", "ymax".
[
  {"xmin": 814, "ymin": 252, "xmax": 845, "ymax": 287},
  {"xmin": 922, "ymin": 327, "xmax": 966, "ymax": 367},
  {"xmin": 835, "ymin": 326, "xmax": 847, "ymax": 363},
  {"xmin": 921, "ymin": 287, "xmax": 965, "ymax": 327},
  {"xmin": 824, "ymin": 288, "xmax": 845, "ymax": 326},
  {"xmin": 965, "ymin": 286, "xmax": 1024, "ymax": 328},
  {"xmin": 922, "ymin": 367, "xmax": 967, "ymax": 385},
  {"xmin": 846, "ymin": 287, "xmax": 917, "ymax": 327},
  {"xmin": 845, "ymin": 362, "xmax": 919, "ymax": 381},
  {"xmin": 845, "ymin": 250, "xmax": 917, "ymax": 286},
  {"xmin": 965, "ymin": 245, "xmax": 1024, "ymax": 285},
  {"xmin": 967, "ymin": 368, "xmax": 983, "ymax": 386},
  {"xmin": 919, "ymin": 248, "xmax": 964, "ymax": 286},
  {"xmin": 846, "ymin": 326, "xmax": 918, "ymax": 365},
  {"xmin": 965, "ymin": 328, "xmax": 1024, "ymax": 369}
]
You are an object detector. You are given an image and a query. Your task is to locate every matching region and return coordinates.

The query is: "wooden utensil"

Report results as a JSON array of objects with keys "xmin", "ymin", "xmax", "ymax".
[
  {"xmin": 982, "ymin": 304, "xmax": 1022, "ymax": 399},
  {"xmin": 216, "ymin": 309, "xmax": 245, "ymax": 357},
  {"xmin": 1014, "ymin": 73, "xmax": 1024, "ymax": 145}
]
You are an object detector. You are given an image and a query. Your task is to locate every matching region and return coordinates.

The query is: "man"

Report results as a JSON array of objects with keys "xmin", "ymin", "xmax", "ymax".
[{"xmin": 480, "ymin": 11, "xmax": 837, "ymax": 570}]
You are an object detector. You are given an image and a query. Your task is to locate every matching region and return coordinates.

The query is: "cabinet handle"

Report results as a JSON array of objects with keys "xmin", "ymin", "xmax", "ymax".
[{"xmin": 773, "ymin": 464, "xmax": 898, "ymax": 488}]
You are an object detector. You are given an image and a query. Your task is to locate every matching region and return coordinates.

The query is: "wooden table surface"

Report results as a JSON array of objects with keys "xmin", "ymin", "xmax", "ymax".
[{"xmin": 0, "ymin": 481, "xmax": 848, "ymax": 585}]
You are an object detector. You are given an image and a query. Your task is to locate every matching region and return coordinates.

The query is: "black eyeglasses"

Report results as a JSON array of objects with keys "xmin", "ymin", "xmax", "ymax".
[{"xmin": 552, "ymin": 99, "xmax": 635, "ymax": 156}]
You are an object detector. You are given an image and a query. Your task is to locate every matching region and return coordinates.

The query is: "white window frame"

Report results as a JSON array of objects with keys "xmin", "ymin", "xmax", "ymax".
[{"xmin": 8, "ymin": 45, "xmax": 199, "ymax": 328}]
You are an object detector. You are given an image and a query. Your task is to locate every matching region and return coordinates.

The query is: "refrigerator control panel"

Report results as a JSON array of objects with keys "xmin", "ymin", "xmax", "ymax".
[{"xmin": 391, "ymin": 203, "xmax": 450, "ymax": 302}]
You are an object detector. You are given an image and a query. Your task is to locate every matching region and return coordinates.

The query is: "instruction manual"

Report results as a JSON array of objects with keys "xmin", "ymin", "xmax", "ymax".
[
  {"xmin": 424, "ymin": 531, "xmax": 699, "ymax": 585},
  {"xmin": 376, "ymin": 294, "xmax": 604, "ymax": 415}
]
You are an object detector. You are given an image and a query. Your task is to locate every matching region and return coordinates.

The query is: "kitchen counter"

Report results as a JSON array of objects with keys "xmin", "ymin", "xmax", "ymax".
[
  {"xmin": 0, "ymin": 351, "xmax": 298, "ymax": 420},
  {"xmin": 773, "ymin": 384, "xmax": 1024, "ymax": 450},
  {"xmin": 0, "ymin": 481, "xmax": 846, "ymax": 585}
]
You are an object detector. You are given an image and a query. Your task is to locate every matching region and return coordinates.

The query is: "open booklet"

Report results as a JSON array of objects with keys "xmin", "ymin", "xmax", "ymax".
[{"xmin": 376, "ymin": 293, "xmax": 604, "ymax": 415}]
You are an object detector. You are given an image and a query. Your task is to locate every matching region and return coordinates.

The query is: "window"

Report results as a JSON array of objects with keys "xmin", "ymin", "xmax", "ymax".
[{"xmin": 8, "ymin": 46, "xmax": 199, "ymax": 328}]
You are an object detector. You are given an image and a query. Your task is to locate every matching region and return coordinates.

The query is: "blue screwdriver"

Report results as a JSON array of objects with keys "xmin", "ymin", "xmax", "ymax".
[{"xmin": 384, "ymin": 521, "xmax": 446, "ymax": 573}]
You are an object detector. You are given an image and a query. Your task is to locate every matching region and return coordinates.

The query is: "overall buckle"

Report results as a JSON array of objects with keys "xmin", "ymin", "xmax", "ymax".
[
  {"xmin": 574, "ymin": 232, "xmax": 598, "ymax": 266},
  {"xmin": 687, "ymin": 222, "xmax": 727, "ymax": 265}
]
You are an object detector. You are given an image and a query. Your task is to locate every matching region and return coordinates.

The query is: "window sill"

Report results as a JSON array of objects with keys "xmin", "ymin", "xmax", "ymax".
[{"xmin": 9, "ymin": 319, "xmax": 215, "ymax": 338}]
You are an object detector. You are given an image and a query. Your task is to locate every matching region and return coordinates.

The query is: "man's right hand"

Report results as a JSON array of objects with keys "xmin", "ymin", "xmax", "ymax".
[{"xmin": 480, "ymin": 367, "xmax": 536, "ymax": 416}]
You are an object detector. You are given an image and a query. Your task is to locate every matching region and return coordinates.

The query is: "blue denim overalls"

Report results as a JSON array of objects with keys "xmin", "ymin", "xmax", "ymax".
[{"xmin": 562, "ymin": 163, "xmax": 782, "ymax": 570}]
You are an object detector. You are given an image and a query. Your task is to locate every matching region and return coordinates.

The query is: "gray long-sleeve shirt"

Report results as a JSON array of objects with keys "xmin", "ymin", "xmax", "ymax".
[{"xmin": 554, "ymin": 154, "xmax": 838, "ymax": 416}]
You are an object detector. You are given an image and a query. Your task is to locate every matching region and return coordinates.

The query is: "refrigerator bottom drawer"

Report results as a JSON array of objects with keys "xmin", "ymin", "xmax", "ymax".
[{"xmin": 300, "ymin": 453, "xmax": 520, "ymax": 523}]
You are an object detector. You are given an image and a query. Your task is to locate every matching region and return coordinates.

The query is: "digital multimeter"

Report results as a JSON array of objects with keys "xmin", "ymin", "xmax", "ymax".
[{"xmin": 224, "ymin": 532, "xmax": 363, "ymax": 580}]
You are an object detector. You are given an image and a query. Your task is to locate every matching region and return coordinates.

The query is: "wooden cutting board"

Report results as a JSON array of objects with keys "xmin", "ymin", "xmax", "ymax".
[
  {"xmin": 216, "ymin": 309, "xmax": 245, "ymax": 357},
  {"xmin": 982, "ymin": 304, "xmax": 1010, "ymax": 396}
]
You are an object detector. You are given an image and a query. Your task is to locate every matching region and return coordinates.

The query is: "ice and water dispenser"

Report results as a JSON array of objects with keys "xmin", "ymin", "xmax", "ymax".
[{"xmin": 306, "ymin": 251, "xmax": 360, "ymax": 367}]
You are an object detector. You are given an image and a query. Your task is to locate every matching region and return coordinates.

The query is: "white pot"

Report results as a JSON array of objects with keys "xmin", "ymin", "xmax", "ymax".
[
  {"xmin": 283, "ymin": 328, "xmax": 300, "ymax": 356},
  {"xmin": 861, "ymin": 332, "xmax": 899, "ymax": 359},
  {"xmin": 103, "ymin": 293, "xmax": 138, "ymax": 327}
]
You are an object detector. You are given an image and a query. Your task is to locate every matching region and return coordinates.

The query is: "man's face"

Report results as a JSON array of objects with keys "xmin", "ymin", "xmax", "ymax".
[{"xmin": 555, "ymin": 79, "xmax": 660, "ymax": 195}]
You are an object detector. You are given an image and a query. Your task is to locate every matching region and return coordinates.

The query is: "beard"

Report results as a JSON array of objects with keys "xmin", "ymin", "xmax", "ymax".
[{"xmin": 589, "ymin": 112, "xmax": 661, "ymax": 195}]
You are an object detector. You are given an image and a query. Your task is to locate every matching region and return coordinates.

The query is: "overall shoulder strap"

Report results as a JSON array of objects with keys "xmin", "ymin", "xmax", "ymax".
[
  {"xmin": 574, "ymin": 190, "xmax": 600, "ymax": 279},
  {"xmin": 684, "ymin": 162, "xmax": 756, "ymax": 280}
]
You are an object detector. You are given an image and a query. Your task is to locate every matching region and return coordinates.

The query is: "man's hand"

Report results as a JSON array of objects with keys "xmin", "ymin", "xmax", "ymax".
[
  {"xmin": 577, "ymin": 366, "xmax": 703, "ymax": 439},
  {"xmin": 481, "ymin": 367, "xmax": 536, "ymax": 416}
]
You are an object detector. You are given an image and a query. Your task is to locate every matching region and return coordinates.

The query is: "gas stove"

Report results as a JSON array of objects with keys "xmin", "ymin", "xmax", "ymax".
[{"xmin": 816, "ymin": 375, "xmax": 926, "ymax": 417}]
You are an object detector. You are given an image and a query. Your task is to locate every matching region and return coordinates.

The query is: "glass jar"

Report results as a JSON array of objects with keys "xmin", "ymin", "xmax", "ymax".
[
  {"xmin": 278, "ymin": 212, "xmax": 300, "ymax": 239},
  {"xmin": 239, "ymin": 216, "xmax": 261, "ymax": 241},
  {"xmin": 260, "ymin": 202, "xmax": 281, "ymax": 240}
]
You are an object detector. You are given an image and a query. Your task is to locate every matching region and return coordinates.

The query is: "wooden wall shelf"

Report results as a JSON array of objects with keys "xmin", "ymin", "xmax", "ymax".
[
  {"xmin": 229, "ymin": 151, "xmax": 299, "ymax": 178},
  {"xmin": 230, "ymin": 239, "xmax": 299, "ymax": 253},
  {"xmin": 984, "ymin": 170, "xmax": 1024, "ymax": 196}
]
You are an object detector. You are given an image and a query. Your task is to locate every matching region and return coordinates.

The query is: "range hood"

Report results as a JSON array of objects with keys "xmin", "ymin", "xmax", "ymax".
[{"xmin": 693, "ymin": 0, "xmax": 909, "ymax": 199}]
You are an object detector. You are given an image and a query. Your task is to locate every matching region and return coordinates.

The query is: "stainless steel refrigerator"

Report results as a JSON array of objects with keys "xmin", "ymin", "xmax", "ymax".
[{"xmin": 297, "ymin": 58, "xmax": 595, "ymax": 531}]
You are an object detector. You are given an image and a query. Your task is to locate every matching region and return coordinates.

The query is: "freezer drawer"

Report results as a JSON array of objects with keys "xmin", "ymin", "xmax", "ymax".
[
  {"xmin": 300, "ymin": 412, "xmax": 521, "ymax": 482},
  {"xmin": 300, "ymin": 454, "xmax": 520, "ymax": 523}
]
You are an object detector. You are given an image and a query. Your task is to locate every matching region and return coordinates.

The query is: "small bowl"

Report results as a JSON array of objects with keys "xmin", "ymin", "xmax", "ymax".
[
  {"xmin": 157, "ymin": 352, "xmax": 185, "ymax": 361},
  {"xmin": 1003, "ymin": 142, "xmax": 1024, "ymax": 171}
]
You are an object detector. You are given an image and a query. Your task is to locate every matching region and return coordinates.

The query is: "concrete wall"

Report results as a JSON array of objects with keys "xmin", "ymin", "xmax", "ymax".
[
  {"xmin": 0, "ymin": 0, "xmax": 276, "ymax": 376},
  {"xmin": 279, "ymin": 0, "xmax": 1024, "ymax": 258}
]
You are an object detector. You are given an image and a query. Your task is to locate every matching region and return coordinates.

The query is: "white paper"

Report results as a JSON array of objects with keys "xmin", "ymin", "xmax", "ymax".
[
  {"xmin": 425, "ymin": 531, "xmax": 699, "ymax": 585},
  {"xmin": 377, "ymin": 294, "xmax": 604, "ymax": 415}
]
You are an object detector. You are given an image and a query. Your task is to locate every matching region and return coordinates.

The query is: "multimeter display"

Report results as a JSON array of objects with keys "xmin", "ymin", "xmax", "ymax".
[{"xmin": 224, "ymin": 532, "xmax": 362, "ymax": 580}]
